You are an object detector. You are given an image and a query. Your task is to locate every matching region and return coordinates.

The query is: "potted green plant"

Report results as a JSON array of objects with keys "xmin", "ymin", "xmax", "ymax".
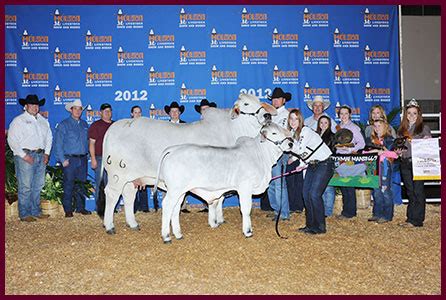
[
  {"xmin": 40, "ymin": 166, "xmax": 64, "ymax": 215},
  {"xmin": 5, "ymin": 141, "xmax": 18, "ymax": 204}
]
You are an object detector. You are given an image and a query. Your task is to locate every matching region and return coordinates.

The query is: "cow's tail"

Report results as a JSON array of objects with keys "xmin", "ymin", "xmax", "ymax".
[{"xmin": 152, "ymin": 147, "xmax": 173, "ymax": 205}]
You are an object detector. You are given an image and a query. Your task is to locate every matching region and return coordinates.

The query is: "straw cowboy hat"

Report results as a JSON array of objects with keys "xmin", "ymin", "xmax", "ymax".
[
  {"xmin": 65, "ymin": 99, "xmax": 85, "ymax": 112},
  {"xmin": 19, "ymin": 94, "xmax": 45, "ymax": 106},
  {"xmin": 305, "ymin": 95, "xmax": 330, "ymax": 111}
]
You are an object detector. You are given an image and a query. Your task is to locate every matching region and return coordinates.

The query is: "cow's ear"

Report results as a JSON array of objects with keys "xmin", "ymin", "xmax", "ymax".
[
  {"xmin": 261, "ymin": 102, "xmax": 277, "ymax": 116},
  {"xmin": 260, "ymin": 131, "xmax": 267, "ymax": 142},
  {"xmin": 230, "ymin": 106, "xmax": 240, "ymax": 119}
]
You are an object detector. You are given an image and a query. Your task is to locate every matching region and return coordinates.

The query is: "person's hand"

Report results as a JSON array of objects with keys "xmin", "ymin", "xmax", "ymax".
[
  {"xmin": 295, "ymin": 165, "xmax": 306, "ymax": 173},
  {"xmin": 62, "ymin": 159, "xmax": 70, "ymax": 167},
  {"xmin": 22, "ymin": 154, "xmax": 34, "ymax": 165},
  {"xmin": 91, "ymin": 158, "xmax": 98, "ymax": 170},
  {"xmin": 43, "ymin": 154, "xmax": 49, "ymax": 165}
]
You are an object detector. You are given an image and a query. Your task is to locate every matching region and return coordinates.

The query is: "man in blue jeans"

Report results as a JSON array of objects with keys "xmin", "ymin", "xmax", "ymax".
[
  {"xmin": 7, "ymin": 94, "xmax": 53, "ymax": 222},
  {"xmin": 266, "ymin": 88, "xmax": 292, "ymax": 221},
  {"xmin": 53, "ymin": 99, "xmax": 91, "ymax": 217},
  {"xmin": 88, "ymin": 103, "xmax": 113, "ymax": 211}
]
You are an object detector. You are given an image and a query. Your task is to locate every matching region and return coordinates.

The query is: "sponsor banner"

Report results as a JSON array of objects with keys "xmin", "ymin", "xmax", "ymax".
[
  {"xmin": 116, "ymin": 9, "xmax": 143, "ymax": 29},
  {"xmin": 211, "ymin": 65, "xmax": 238, "ymax": 85},
  {"xmin": 329, "ymin": 154, "xmax": 379, "ymax": 188},
  {"xmin": 148, "ymin": 30, "xmax": 175, "ymax": 49},
  {"xmin": 21, "ymin": 30, "xmax": 49, "ymax": 50},
  {"xmin": 53, "ymin": 84, "xmax": 81, "ymax": 106},
  {"xmin": 303, "ymin": 45, "xmax": 329, "ymax": 65},
  {"xmin": 5, "ymin": 52, "xmax": 17, "ymax": 67},
  {"xmin": 149, "ymin": 67, "xmax": 175, "ymax": 86},
  {"xmin": 210, "ymin": 29, "xmax": 237, "ymax": 48},
  {"xmin": 53, "ymin": 47, "xmax": 81, "ymax": 67},
  {"xmin": 364, "ymin": 82, "xmax": 392, "ymax": 103},
  {"xmin": 179, "ymin": 83, "xmax": 206, "ymax": 103},
  {"xmin": 5, "ymin": 14, "xmax": 17, "ymax": 29},
  {"xmin": 364, "ymin": 7, "xmax": 390, "ymax": 28},
  {"xmin": 179, "ymin": 7, "xmax": 206, "ymax": 28},
  {"xmin": 5, "ymin": 91, "xmax": 18, "ymax": 106}
]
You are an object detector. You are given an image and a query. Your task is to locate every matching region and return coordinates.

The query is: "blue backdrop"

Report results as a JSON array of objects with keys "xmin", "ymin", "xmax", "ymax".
[{"xmin": 5, "ymin": 5, "xmax": 401, "ymax": 209}]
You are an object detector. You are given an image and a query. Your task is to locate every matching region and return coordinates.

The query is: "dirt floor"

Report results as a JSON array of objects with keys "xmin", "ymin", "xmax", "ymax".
[{"xmin": 5, "ymin": 203, "xmax": 441, "ymax": 295}]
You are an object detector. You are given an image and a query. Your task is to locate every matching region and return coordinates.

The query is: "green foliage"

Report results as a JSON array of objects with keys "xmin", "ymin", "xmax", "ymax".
[
  {"xmin": 5, "ymin": 142, "xmax": 17, "ymax": 195},
  {"xmin": 41, "ymin": 166, "xmax": 64, "ymax": 204}
]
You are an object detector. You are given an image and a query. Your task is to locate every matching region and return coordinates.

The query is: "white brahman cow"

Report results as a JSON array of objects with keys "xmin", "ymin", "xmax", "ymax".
[
  {"xmin": 101, "ymin": 94, "xmax": 277, "ymax": 234},
  {"xmin": 153, "ymin": 122, "xmax": 293, "ymax": 243}
]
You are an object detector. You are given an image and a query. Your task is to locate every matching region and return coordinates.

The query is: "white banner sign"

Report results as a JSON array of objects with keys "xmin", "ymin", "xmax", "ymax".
[{"xmin": 411, "ymin": 138, "xmax": 441, "ymax": 180}]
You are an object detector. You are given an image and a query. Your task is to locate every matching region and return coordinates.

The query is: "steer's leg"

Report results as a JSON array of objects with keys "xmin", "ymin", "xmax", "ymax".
[
  {"xmin": 104, "ymin": 184, "xmax": 122, "ymax": 234},
  {"xmin": 161, "ymin": 191, "xmax": 176, "ymax": 243},
  {"xmin": 122, "ymin": 183, "xmax": 139, "ymax": 230},
  {"xmin": 239, "ymin": 190, "xmax": 253, "ymax": 238},
  {"xmin": 208, "ymin": 200, "xmax": 218, "ymax": 228},
  {"xmin": 171, "ymin": 193, "xmax": 186, "ymax": 240},
  {"xmin": 216, "ymin": 196, "xmax": 225, "ymax": 225}
]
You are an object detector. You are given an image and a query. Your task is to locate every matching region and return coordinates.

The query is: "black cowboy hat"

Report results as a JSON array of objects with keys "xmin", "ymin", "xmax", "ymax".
[
  {"xmin": 194, "ymin": 99, "xmax": 217, "ymax": 113},
  {"xmin": 164, "ymin": 101, "xmax": 185, "ymax": 114},
  {"xmin": 267, "ymin": 87, "xmax": 291, "ymax": 101},
  {"xmin": 19, "ymin": 94, "xmax": 45, "ymax": 106}
]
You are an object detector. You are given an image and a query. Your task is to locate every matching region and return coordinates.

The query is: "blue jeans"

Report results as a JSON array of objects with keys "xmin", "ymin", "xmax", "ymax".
[
  {"xmin": 134, "ymin": 188, "xmax": 149, "ymax": 212},
  {"xmin": 322, "ymin": 185, "xmax": 336, "ymax": 217},
  {"xmin": 340, "ymin": 187, "xmax": 357, "ymax": 218},
  {"xmin": 372, "ymin": 159, "xmax": 394, "ymax": 221},
  {"xmin": 286, "ymin": 160, "xmax": 304, "ymax": 212},
  {"xmin": 303, "ymin": 158, "xmax": 334, "ymax": 233},
  {"xmin": 14, "ymin": 153, "xmax": 45, "ymax": 219},
  {"xmin": 94, "ymin": 156, "xmax": 108, "ymax": 208},
  {"xmin": 62, "ymin": 156, "xmax": 88, "ymax": 213},
  {"xmin": 267, "ymin": 154, "xmax": 290, "ymax": 220}
]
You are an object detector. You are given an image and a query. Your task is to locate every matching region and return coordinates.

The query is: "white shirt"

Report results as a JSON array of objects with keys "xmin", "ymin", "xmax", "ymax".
[
  {"xmin": 292, "ymin": 126, "xmax": 332, "ymax": 167},
  {"xmin": 271, "ymin": 105, "xmax": 289, "ymax": 129},
  {"xmin": 7, "ymin": 111, "xmax": 53, "ymax": 158},
  {"xmin": 304, "ymin": 113, "xmax": 337, "ymax": 133}
]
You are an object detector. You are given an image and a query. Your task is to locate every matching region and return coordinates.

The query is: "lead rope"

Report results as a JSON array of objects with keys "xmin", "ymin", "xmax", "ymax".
[{"xmin": 275, "ymin": 161, "xmax": 288, "ymax": 239}]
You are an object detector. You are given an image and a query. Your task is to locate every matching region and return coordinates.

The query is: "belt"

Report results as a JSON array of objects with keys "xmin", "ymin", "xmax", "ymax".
[
  {"xmin": 308, "ymin": 157, "xmax": 331, "ymax": 165},
  {"xmin": 67, "ymin": 154, "xmax": 87, "ymax": 158},
  {"xmin": 23, "ymin": 148, "xmax": 44, "ymax": 154}
]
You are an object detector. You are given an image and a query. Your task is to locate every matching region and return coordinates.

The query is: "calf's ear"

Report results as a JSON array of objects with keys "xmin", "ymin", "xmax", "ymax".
[
  {"xmin": 261, "ymin": 102, "xmax": 277, "ymax": 116},
  {"xmin": 230, "ymin": 106, "xmax": 240, "ymax": 119}
]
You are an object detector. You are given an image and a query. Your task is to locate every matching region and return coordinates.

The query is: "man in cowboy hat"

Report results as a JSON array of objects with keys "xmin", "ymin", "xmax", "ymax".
[
  {"xmin": 7, "ymin": 94, "xmax": 53, "ymax": 222},
  {"xmin": 195, "ymin": 99, "xmax": 217, "ymax": 117},
  {"xmin": 265, "ymin": 87, "xmax": 292, "ymax": 221},
  {"xmin": 89, "ymin": 103, "xmax": 114, "ymax": 210},
  {"xmin": 165, "ymin": 101, "xmax": 186, "ymax": 124},
  {"xmin": 164, "ymin": 101, "xmax": 190, "ymax": 212},
  {"xmin": 304, "ymin": 95, "xmax": 337, "ymax": 132},
  {"xmin": 53, "ymin": 99, "xmax": 91, "ymax": 217}
]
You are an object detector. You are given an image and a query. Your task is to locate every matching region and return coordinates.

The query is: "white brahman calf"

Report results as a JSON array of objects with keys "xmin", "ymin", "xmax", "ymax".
[
  {"xmin": 154, "ymin": 122, "xmax": 293, "ymax": 243},
  {"xmin": 101, "ymin": 93, "xmax": 276, "ymax": 234}
]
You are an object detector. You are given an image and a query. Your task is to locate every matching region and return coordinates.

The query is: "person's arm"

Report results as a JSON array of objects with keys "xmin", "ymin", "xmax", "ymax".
[
  {"xmin": 44, "ymin": 121, "xmax": 53, "ymax": 165},
  {"xmin": 7, "ymin": 118, "xmax": 34, "ymax": 164},
  {"xmin": 89, "ymin": 138, "xmax": 97, "ymax": 169},
  {"xmin": 53, "ymin": 122, "xmax": 70, "ymax": 167},
  {"xmin": 351, "ymin": 125, "xmax": 365, "ymax": 153}
]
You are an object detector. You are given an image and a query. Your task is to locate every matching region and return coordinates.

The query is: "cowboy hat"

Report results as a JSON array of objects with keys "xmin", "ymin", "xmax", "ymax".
[
  {"xmin": 164, "ymin": 101, "xmax": 185, "ymax": 114},
  {"xmin": 65, "ymin": 99, "xmax": 85, "ymax": 112},
  {"xmin": 194, "ymin": 99, "xmax": 217, "ymax": 113},
  {"xmin": 19, "ymin": 94, "xmax": 45, "ymax": 106},
  {"xmin": 267, "ymin": 87, "xmax": 291, "ymax": 101},
  {"xmin": 305, "ymin": 95, "xmax": 330, "ymax": 111}
]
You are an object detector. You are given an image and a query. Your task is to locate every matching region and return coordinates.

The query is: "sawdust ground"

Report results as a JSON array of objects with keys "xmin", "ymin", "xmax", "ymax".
[{"xmin": 4, "ymin": 204, "xmax": 441, "ymax": 295}]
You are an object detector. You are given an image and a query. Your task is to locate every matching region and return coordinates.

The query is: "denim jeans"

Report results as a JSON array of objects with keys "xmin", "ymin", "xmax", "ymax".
[
  {"xmin": 340, "ymin": 186, "xmax": 357, "ymax": 218},
  {"xmin": 134, "ymin": 188, "xmax": 149, "ymax": 212},
  {"xmin": 286, "ymin": 160, "xmax": 304, "ymax": 212},
  {"xmin": 94, "ymin": 156, "xmax": 108, "ymax": 209},
  {"xmin": 267, "ymin": 154, "xmax": 290, "ymax": 219},
  {"xmin": 302, "ymin": 158, "xmax": 334, "ymax": 233},
  {"xmin": 372, "ymin": 159, "xmax": 394, "ymax": 221},
  {"xmin": 322, "ymin": 185, "xmax": 336, "ymax": 217},
  {"xmin": 62, "ymin": 156, "xmax": 88, "ymax": 213},
  {"xmin": 14, "ymin": 153, "xmax": 45, "ymax": 219},
  {"xmin": 400, "ymin": 158, "xmax": 426, "ymax": 226}
]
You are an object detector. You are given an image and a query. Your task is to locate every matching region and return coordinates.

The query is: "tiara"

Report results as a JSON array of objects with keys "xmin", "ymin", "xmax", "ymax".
[{"xmin": 406, "ymin": 99, "xmax": 420, "ymax": 108}]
